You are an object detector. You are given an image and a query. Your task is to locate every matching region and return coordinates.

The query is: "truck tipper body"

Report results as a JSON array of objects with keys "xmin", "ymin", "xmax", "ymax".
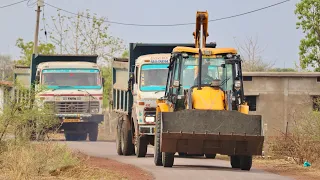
[
  {"xmin": 112, "ymin": 43, "xmax": 216, "ymax": 157},
  {"xmin": 14, "ymin": 54, "xmax": 104, "ymax": 141}
]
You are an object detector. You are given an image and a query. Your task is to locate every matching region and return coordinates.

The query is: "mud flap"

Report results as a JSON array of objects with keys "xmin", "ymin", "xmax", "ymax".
[{"xmin": 160, "ymin": 110, "xmax": 264, "ymax": 156}]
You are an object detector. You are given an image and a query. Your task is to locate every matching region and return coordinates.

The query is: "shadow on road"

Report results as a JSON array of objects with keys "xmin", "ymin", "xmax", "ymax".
[
  {"xmin": 47, "ymin": 139, "xmax": 116, "ymax": 143},
  {"xmin": 173, "ymin": 164, "xmax": 263, "ymax": 173}
]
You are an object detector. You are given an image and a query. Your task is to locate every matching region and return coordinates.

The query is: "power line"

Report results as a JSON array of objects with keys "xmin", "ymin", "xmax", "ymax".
[
  {"xmin": 27, "ymin": 0, "xmax": 37, "ymax": 8},
  {"xmin": 0, "ymin": 0, "xmax": 27, "ymax": 9},
  {"xmin": 45, "ymin": 0, "xmax": 291, "ymax": 27}
]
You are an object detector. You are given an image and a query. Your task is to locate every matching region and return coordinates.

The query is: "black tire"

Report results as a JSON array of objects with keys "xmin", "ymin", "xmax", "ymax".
[
  {"xmin": 135, "ymin": 136, "xmax": 148, "ymax": 157},
  {"xmin": 78, "ymin": 133, "xmax": 87, "ymax": 141},
  {"xmin": 121, "ymin": 117, "xmax": 134, "ymax": 156},
  {"xmin": 230, "ymin": 155, "xmax": 241, "ymax": 168},
  {"xmin": 162, "ymin": 152, "xmax": 174, "ymax": 167},
  {"xmin": 240, "ymin": 155, "xmax": 252, "ymax": 171},
  {"xmin": 154, "ymin": 112, "xmax": 163, "ymax": 166},
  {"xmin": 89, "ymin": 123, "xmax": 98, "ymax": 141},
  {"xmin": 178, "ymin": 152, "xmax": 187, "ymax": 157},
  {"xmin": 65, "ymin": 133, "xmax": 77, "ymax": 141},
  {"xmin": 205, "ymin": 154, "xmax": 216, "ymax": 159},
  {"xmin": 116, "ymin": 120, "xmax": 123, "ymax": 155}
]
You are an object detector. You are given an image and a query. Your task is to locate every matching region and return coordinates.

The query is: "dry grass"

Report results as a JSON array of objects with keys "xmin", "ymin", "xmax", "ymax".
[{"xmin": 0, "ymin": 142, "xmax": 125, "ymax": 180}]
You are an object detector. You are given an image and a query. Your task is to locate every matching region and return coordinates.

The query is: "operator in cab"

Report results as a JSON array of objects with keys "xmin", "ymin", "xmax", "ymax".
[{"xmin": 193, "ymin": 62, "xmax": 214, "ymax": 85}]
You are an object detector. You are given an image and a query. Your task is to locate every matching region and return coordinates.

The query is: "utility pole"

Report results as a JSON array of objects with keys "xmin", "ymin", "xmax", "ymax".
[{"xmin": 33, "ymin": 0, "xmax": 44, "ymax": 54}]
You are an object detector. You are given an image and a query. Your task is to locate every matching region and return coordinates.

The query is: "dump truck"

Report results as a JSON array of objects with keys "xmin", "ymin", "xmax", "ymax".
[
  {"xmin": 154, "ymin": 11, "xmax": 264, "ymax": 171},
  {"xmin": 13, "ymin": 54, "xmax": 104, "ymax": 141},
  {"xmin": 112, "ymin": 43, "xmax": 217, "ymax": 157}
]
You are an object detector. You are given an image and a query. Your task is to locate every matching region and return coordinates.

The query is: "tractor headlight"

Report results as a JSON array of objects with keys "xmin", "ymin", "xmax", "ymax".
[
  {"xmin": 235, "ymin": 80, "xmax": 241, "ymax": 88},
  {"xmin": 145, "ymin": 116, "xmax": 155, "ymax": 123}
]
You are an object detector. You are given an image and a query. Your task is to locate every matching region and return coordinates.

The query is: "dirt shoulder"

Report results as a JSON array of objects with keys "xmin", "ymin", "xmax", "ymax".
[
  {"xmin": 77, "ymin": 153, "xmax": 154, "ymax": 180},
  {"xmin": 253, "ymin": 158, "xmax": 320, "ymax": 180},
  {"xmin": 216, "ymin": 155, "xmax": 320, "ymax": 180}
]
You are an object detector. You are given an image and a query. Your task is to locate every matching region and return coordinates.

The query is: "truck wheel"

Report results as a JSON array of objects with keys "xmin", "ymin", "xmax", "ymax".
[
  {"xmin": 230, "ymin": 155, "xmax": 240, "ymax": 168},
  {"xmin": 240, "ymin": 155, "xmax": 252, "ymax": 171},
  {"xmin": 78, "ymin": 133, "xmax": 87, "ymax": 141},
  {"xmin": 89, "ymin": 123, "xmax": 98, "ymax": 141},
  {"xmin": 135, "ymin": 136, "xmax": 148, "ymax": 157},
  {"xmin": 116, "ymin": 120, "xmax": 123, "ymax": 155},
  {"xmin": 205, "ymin": 154, "xmax": 216, "ymax": 159},
  {"xmin": 65, "ymin": 133, "xmax": 77, "ymax": 141},
  {"xmin": 162, "ymin": 152, "xmax": 174, "ymax": 167},
  {"xmin": 154, "ymin": 112, "xmax": 163, "ymax": 166},
  {"xmin": 121, "ymin": 117, "xmax": 134, "ymax": 155}
]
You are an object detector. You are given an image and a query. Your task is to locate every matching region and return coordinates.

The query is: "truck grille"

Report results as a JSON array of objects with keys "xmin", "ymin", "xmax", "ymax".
[
  {"xmin": 45, "ymin": 101, "xmax": 99, "ymax": 114},
  {"xmin": 144, "ymin": 107, "xmax": 156, "ymax": 116}
]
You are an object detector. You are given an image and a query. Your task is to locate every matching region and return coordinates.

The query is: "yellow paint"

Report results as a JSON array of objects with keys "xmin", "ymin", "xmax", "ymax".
[
  {"xmin": 238, "ymin": 104, "xmax": 249, "ymax": 114},
  {"xmin": 157, "ymin": 103, "xmax": 170, "ymax": 112},
  {"xmin": 191, "ymin": 87, "xmax": 225, "ymax": 110},
  {"xmin": 172, "ymin": 47, "xmax": 237, "ymax": 55},
  {"xmin": 156, "ymin": 99, "xmax": 166, "ymax": 104},
  {"xmin": 63, "ymin": 119, "xmax": 80, "ymax": 123}
]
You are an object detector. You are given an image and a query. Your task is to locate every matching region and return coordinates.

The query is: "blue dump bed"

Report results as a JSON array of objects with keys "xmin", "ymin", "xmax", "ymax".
[{"xmin": 112, "ymin": 43, "xmax": 216, "ymax": 114}]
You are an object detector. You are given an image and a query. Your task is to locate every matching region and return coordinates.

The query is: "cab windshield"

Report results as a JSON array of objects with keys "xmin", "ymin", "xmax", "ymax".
[
  {"xmin": 42, "ymin": 69, "xmax": 101, "ymax": 89},
  {"xmin": 140, "ymin": 64, "xmax": 168, "ymax": 91},
  {"xmin": 181, "ymin": 56, "xmax": 233, "ymax": 90}
]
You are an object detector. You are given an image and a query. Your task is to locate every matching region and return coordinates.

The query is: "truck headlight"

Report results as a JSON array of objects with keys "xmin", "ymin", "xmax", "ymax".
[
  {"xmin": 145, "ymin": 116, "xmax": 155, "ymax": 123},
  {"xmin": 91, "ymin": 108, "xmax": 99, "ymax": 113}
]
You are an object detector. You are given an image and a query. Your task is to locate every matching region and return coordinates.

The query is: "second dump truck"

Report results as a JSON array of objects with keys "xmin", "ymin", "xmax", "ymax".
[{"xmin": 112, "ymin": 43, "xmax": 217, "ymax": 157}]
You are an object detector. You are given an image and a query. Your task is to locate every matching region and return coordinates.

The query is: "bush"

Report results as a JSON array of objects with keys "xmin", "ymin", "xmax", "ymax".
[
  {"xmin": 0, "ymin": 82, "xmax": 59, "ymax": 142},
  {"xmin": 270, "ymin": 111, "xmax": 320, "ymax": 165}
]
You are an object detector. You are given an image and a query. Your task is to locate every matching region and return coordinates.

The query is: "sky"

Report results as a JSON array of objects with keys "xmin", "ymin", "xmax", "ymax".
[{"xmin": 0, "ymin": 0, "xmax": 303, "ymax": 68}]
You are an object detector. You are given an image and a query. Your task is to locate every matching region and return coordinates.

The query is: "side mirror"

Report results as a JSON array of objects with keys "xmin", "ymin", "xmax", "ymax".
[
  {"xmin": 128, "ymin": 72, "xmax": 134, "ymax": 91},
  {"xmin": 102, "ymin": 78, "xmax": 105, "ymax": 85},
  {"xmin": 35, "ymin": 75, "xmax": 40, "ymax": 82}
]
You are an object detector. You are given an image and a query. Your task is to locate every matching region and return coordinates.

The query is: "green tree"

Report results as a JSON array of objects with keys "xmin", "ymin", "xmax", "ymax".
[
  {"xmin": 0, "ymin": 55, "xmax": 14, "ymax": 81},
  {"xmin": 269, "ymin": 68, "xmax": 297, "ymax": 72},
  {"xmin": 121, "ymin": 50, "xmax": 129, "ymax": 58},
  {"xmin": 15, "ymin": 38, "xmax": 56, "ymax": 66},
  {"xmin": 46, "ymin": 9, "xmax": 125, "ymax": 64},
  {"xmin": 295, "ymin": 0, "xmax": 320, "ymax": 71}
]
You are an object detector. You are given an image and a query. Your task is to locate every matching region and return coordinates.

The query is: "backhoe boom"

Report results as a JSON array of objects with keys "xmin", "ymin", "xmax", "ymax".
[{"xmin": 193, "ymin": 11, "xmax": 209, "ymax": 48}]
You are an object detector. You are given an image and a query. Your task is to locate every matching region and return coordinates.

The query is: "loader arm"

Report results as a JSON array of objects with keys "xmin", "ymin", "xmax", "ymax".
[{"xmin": 193, "ymin": 11, "xmax": 209, "ymax": 48}]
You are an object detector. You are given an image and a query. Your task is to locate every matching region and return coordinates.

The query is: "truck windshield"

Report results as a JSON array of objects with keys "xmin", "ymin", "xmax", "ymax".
[
  {"xmin": 140, "ymin": 64, "xmax": 168, "ymax": 91},
  {"xmin": 42, "ymin": 69, "xmax": 101, "ymax": 89}
]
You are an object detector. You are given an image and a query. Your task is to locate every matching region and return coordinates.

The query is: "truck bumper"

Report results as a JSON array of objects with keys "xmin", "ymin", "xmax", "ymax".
[
  {"xmin": 139, "ymin": 125, "xmax": 155, "ymax": 135},
  {"xmin": 56, "ymin": 114, "xmax": 104, "ymax": 123}
]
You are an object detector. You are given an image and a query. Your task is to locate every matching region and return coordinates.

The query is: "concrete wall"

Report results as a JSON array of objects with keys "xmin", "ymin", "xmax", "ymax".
[{"xmin": 243, "ymin": 73, "xmax": 320, "ymax": 137}]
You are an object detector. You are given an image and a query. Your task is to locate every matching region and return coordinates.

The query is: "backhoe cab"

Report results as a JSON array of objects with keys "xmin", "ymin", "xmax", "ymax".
[{"xmin": 153, "ymin": 11, "xmax": 264, "ymax": 171}]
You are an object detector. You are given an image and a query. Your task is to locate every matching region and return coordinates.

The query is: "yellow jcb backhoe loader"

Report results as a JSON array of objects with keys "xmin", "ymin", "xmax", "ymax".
[{"xmin": 153, "ymin": 11, "xmax": 264, "ymax": 171}]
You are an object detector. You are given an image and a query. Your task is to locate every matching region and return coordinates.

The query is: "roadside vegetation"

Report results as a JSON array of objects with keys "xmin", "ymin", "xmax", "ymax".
[{"xmin": 0, "ymin": 83, "xmax": 125, "ymax": 180}]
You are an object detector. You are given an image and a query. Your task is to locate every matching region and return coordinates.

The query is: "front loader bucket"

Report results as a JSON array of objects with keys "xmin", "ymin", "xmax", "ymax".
[{"xmin": 160, "ymin": 110, "xmax": 264, "ymax": 156}]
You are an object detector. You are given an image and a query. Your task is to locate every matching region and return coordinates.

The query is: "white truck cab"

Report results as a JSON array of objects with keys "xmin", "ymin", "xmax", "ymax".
[
  {"xmin": 35, "ymin": 61, "xmax": 104, "ymax": 141},
  {"xmin": 130, "ymin": 53, "xmax": 170, "ymax": 156}
]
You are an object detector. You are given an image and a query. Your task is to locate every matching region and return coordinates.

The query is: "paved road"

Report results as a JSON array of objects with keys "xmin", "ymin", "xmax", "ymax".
[{"xmin": 65, "ymin": 141, "xmax": 293, "ymax": 180}]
